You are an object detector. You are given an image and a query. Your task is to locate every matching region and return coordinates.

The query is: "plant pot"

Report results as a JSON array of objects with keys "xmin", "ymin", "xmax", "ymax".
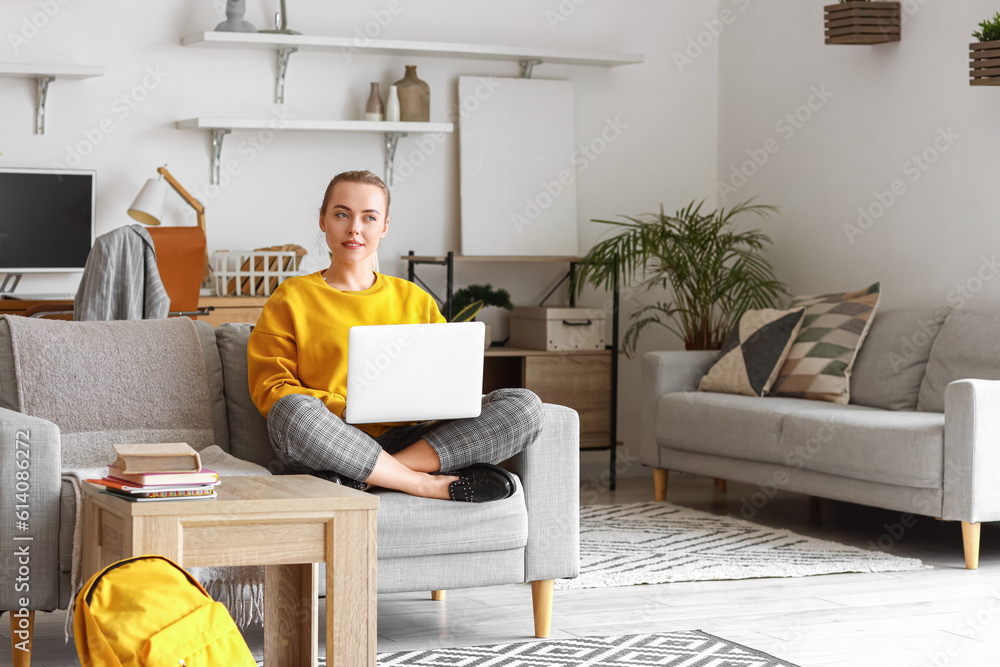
[
  {"xmin": 971, "ymin": 41, "xmax": 1000, "ymax": 86},
  {"xmin": 824, "ymin": 2, "xmax": 900, "ymax": 45}
]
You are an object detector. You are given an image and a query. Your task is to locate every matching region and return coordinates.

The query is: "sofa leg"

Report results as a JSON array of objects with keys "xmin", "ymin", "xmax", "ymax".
[
  {"xmin": 431, "ymin": 590, "xmax": 446, "ymax": 601},
  {"xmin": 653, "ymin": 468, "xmax": 668, "ymax": 501},
  {"xmin": 8, "ymin": 610, "xmax": 34, "ymax": 667},
  {"xmin": 531, "ymin": 580, "xmax": 554, "ymax": 638},
  {"xmin": 714, "ymin": 478, "xmax": 727, "ymax": 493},
  {"xmin": 962, "ymin": 522, "xmax": 981, "ymax": 570}
]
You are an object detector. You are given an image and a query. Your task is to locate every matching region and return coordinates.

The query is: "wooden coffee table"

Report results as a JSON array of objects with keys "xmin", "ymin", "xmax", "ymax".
[{"xmin": 81, "ymin": 475, "xmax": 378, "ymax": 667}]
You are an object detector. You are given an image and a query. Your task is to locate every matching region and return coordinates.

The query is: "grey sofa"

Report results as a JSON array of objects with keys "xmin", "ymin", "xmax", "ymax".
[
  {"xmin": 0, "ymin": 317, "xmax": 580, "ymax": 663},
  {"xmin": 641, "ymin": 307, "xmax": 1000, "ymax": 569}
]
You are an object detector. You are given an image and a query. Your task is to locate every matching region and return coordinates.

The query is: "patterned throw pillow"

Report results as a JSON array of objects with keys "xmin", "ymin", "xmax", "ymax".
[
  {"xmin": 770, "ymin": 283, "xmax": 881, "ymax": 403},
  {"xmin": 698, "ymin": 308, "xmax": 806, "ymax": 397}
]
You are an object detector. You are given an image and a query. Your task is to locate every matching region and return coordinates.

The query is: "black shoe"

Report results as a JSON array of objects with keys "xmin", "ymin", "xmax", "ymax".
[
  {"xmin": 313, "ymin": 470, "xmax": 367, "ymax": 491},
  {"xmin": 435, "ymin": 463, "xmax": 517, "ymax": 503}
]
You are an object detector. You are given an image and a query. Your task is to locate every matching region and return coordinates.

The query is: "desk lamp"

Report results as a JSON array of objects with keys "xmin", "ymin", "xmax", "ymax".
[{"xmin": 128, "ymin": 166, "xmax": 210, "ymax": 281}]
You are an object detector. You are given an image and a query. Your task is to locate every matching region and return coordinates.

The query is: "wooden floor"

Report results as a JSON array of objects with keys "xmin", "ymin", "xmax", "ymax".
[{"xmin": 5, "ymin": 467, "xmax": 1000, "ymax": 667}]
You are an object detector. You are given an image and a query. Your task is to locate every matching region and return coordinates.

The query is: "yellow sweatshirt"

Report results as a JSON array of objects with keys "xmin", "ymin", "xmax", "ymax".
[{"xmin": 247, "ymin": 271, "xmax": 445, "ymax": 437}]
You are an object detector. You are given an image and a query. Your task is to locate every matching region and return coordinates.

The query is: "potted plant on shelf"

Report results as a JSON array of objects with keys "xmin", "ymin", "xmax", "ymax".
[
  {"xmin": 450, "ymin": 284, "xmax": 514, "ymax": 348},
  {"xmin": 824, "ymin": 0, "xmax": 901, "ymax": 45},
  {"xmin": 971, "ymin": 12, "xmax": 1000, "ymax": 86},
  {"xmin": 572, "ymin": 199, "xmax": 787, "ymax": 355}
]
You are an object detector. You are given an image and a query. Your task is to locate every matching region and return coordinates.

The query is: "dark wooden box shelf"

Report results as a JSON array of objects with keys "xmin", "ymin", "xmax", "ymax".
[
  {"xmin": 824, "ymin": 2, "xmax": 901, "ymax": 45},
  {"xmin": 970, "ymin": 41, "xmax": 1000, "ymax": 86}
]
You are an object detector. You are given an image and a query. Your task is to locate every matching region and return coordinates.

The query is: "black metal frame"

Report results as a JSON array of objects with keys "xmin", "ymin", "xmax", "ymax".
[{"xmin": 403, "ymin": 252, "xmax": 621, "ymax": 490}]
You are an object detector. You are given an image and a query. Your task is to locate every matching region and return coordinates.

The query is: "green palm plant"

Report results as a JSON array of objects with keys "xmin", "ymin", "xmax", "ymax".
[{"xmin": 572, "ymin": 199, "xmax": 787, "ymax": 355}]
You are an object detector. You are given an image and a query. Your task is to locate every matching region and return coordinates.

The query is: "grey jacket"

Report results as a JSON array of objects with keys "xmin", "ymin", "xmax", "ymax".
[{"xmin": 73, "ymin": 224, "xmax": 170, "ymax": 321}]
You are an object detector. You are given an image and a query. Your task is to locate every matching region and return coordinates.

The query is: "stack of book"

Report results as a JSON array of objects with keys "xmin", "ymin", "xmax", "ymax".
[{"xmin": 86, "ymin": 443, "xmax": 220, "ymax": 502}]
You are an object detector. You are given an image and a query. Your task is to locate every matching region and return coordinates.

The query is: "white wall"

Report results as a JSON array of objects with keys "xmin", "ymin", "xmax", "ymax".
[
  {"xmin": 718, "ymin": 0, "xmax": 1000, "ymax": 311},
  {"xmin": 0, "ymin": 1, "xmax": 721, "ymax": 479}
]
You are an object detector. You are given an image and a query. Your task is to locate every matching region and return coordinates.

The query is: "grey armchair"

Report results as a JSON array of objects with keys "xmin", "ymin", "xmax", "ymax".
[{"xmin": 0, "ymin": 317, "xmax": 580, "ymax": 666}]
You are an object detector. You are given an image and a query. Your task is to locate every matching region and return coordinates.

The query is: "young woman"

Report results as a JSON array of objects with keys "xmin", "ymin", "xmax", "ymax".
[{"xmin": 247, "ymin": 170, "xmax": 543, "ymax": 502}]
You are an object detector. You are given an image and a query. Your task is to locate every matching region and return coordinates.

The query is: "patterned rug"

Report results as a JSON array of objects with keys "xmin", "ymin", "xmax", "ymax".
[
  {"xmin": 557, "ymin": 502, "xmax": 926, "ymax": 590},
  {"xmin": 290, "ymin": 631, "xmax": 799, "ymax": 666}
]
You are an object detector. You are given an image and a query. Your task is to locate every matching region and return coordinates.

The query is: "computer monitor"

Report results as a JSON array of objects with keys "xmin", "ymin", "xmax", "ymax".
[{"xmin": 0, "ymin": 167, "xmax": 95, "ymax": 273}]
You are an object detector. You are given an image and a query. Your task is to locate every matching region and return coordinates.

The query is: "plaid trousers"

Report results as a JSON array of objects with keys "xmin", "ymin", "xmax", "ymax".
[{"xmin": 266, "ymin": 388, "xmax": 544, "ymax": 482}]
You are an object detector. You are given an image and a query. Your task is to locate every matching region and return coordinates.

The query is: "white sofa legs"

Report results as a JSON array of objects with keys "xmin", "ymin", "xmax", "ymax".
[
  {"xmin": 431, "ymin": 590, "xmax": 446, "ymax": 601},
  {"xmin": 714, "ymin": 478, "xmax": 728, "ymax": 493},
  {"xmin": 962, "ymin": 522, "xmax": 981, "ymax": 570},
  {"xmin": 654, "ymin": 468, "xmax": 669, "ymax": 501},
  {"xmin": 531, "ymin": 580, "xmax": 554, "ymax": 638}
]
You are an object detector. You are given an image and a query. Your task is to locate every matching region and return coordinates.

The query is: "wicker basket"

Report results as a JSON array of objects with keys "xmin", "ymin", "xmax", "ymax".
[{"xmin": 212, "ymin": 246, "xmax": 307, "ymax": 296}]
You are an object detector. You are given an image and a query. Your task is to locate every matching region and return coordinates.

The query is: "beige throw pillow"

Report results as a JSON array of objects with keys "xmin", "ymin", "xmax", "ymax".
[{"xmin": 699, "ymin": 307, "xmax": 806, "ymax": 397}]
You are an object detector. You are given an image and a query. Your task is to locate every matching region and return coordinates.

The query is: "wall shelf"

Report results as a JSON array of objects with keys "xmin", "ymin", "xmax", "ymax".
[
  {"xmin": 176, "ymin": 118, "xmax": 454, "ymax": 186},
  {"xmin": 181, "ymin": 31, "xmax": 643, "ymax": 104},
  {"xmin": 0, "ymin": 63, "xmax": 104, "ymax": 134},
  {"xmin": 182, "ymin": 31, "xmax": 643, "ymax": 66}
]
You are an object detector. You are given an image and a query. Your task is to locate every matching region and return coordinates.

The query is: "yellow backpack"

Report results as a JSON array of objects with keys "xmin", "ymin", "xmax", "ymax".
[{"xmin": 73, "ymin": 555, "xmax": 257, "ymax": 667}]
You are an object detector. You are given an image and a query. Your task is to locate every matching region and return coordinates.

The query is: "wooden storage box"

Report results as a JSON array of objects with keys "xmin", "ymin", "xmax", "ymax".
[
  {"xmin": 824, "ymin": 2, "xmax": 901, "ymax": 45},
  {"xmin": 509, "ymin": 307, "xmax": 606, "ymax": 351},
  {"xmin": 971, "ymin": 41, "xmax": 1000, "ymax": 86}
]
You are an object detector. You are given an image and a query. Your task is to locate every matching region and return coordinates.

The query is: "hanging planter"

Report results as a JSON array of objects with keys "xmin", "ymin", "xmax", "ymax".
[
  {"xmin": 824, "ymin": 2, "xmax": 901, "ymax": 45},
  {"xmin": 970, "ymin": 13, "xmax": 1000, "ymax": 86}
]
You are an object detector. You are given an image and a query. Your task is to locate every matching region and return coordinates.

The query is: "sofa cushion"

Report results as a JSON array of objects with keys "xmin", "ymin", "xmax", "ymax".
[
  {"xmin": 698, "ymin": 307, "xmax": 805, "ymax": 397},
  {"xmin": 918, "ymin": 309, "xmax": 1000, "ymax": 413},
  {"xmin": 850, "ymin": 308, "xmax": 948, "ymax": 411},
  {"xmin": 771, "ymin": 283, "xmax": 881, "ymax": 404},
  {"xmin": 215, "ymin": 323, "xmax": 277, "ymax": 469},
  {"xmin": 778, "ymin": 410, "xmax": 944, "ymax": 489},
  {"xmin": 372, "ymin": 477, "xmax": 527, "ymax": 558},
  {"xmin": 655, "ymin": 392, "xmax": 878, "ymax": 466},
  {"xmin": 193, "ymin": 320, "xmax": 230, "ymax": 453}
]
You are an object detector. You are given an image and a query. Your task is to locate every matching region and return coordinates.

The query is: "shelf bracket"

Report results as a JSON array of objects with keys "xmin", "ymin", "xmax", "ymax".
[
  {"xmin": 35, "ymin": 75, "xmax": 54, "ymax": 134},
  {"xmin": 519, "ymin": 59, "xmax": 542, "ymax": 79},
  {"xmin": 211, "ymin": 128, "xmax": 231, "ymax": 185},
  {"xmin": 275, "ymin": 46, "xmax": 298, "ymax": 104},
  {"xmin": 384, "ymin": 132, "xmax": 407, "ymax": 187}
]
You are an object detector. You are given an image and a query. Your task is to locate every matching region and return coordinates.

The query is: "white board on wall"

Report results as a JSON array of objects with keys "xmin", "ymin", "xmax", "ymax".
[{"xmin": 458, "ymin": 76, "xmax": 578, "ymax": 257}]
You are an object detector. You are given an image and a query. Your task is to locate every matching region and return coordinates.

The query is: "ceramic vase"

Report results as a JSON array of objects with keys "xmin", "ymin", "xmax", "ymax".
[
  {"xmin": 365, "ymin": 82, "xmax": 384, "ymax": 122},
  {"xmin": 386, "ymin": 85, "xmax": 401, "ymax": 122},
  {"xmin": 394, "ymin": 66, "xmax": 430, "ymax": 122}
]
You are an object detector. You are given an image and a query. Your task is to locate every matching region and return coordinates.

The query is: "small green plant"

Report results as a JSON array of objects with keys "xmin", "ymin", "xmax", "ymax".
[
  {"xmin": 450, "ymin": 284, "xmax": 513, "ymax": 322},
  {"xmin": 973, "ymin": 12, "xmax": 1000, "ymax": 42}
]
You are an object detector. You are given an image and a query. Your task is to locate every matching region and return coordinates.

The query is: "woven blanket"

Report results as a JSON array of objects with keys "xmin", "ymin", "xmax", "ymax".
[{"xmin": 4, "ymin": 315, "xmax": 268, "ymax": 629}]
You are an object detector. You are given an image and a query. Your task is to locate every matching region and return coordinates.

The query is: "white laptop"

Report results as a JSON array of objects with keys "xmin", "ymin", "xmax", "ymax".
[{"xmin": 345, "ymin": 322, "xmax": 485, "ymax": 424}]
